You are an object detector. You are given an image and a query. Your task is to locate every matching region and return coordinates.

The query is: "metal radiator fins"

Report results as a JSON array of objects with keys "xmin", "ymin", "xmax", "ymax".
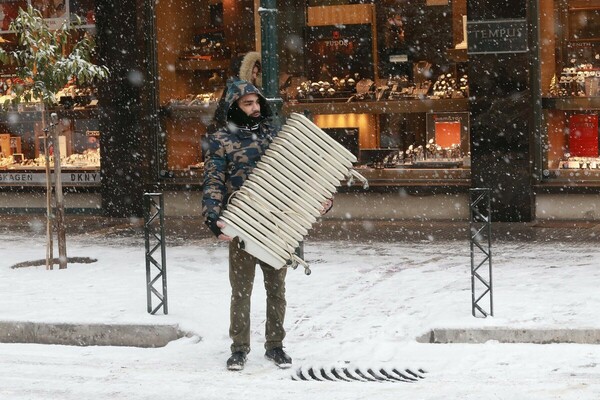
[{"xmin": 220, "ymin": 112, "xmax": 368, "ymax": 274}]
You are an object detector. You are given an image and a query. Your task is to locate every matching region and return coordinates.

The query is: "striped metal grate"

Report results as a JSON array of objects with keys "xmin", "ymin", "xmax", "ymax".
[{"xmin": 291, "ymin": 367, "xmax": 427, "ymax": 383}]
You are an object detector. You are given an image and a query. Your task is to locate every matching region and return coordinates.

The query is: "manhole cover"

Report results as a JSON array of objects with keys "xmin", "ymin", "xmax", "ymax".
[{"xmin": 291, "ymin": 366, "xmax": 427, "ymax": 382}]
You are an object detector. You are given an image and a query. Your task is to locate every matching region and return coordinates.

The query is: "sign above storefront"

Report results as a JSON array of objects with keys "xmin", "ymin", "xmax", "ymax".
[
  {"xmin": 0, "ymin": 171, "xmax": 100, "ymax": 186},
  {"xmin": 467, "ymin": 19, "xmax": 528, "ymax": 55}
]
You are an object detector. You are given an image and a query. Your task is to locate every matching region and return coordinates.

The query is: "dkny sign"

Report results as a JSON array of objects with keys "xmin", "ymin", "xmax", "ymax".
[
  {"xmin": 0, "ymin": 171, "xmax": 100, "ymax": 186},
  {"xmin": 467, "ymin": 19, "xmax": 528, "ymax": 55}
]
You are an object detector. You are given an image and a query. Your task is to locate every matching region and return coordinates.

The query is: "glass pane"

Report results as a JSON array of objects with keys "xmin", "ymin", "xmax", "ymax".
[{"xmin": 540, "ymin": 1, "xmax": 600, "ymax": 183}]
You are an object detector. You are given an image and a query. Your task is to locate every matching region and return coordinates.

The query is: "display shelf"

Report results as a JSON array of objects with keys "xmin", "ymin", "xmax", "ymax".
[
  {"xmin": 542, "ymin": 97, "xmax": 600, "ymax": 110},
  {"xmin": 0, "ymin": 108, "xmax": 98, "ymax": 123},
  {"xmin": 284, "ymin": 98, "xmax": 469, "ymax": 115},
  {"xmin": 544, "ymin": 168, "xmax": 600, "ymax": 181},
  {"xmin": 175, "ymin": 58, "xmax": 229, "ymax": 72},
  {"xmin": 537, "ymin": 171, "xmax": 600, "ymax": 192},
  {"xmin": 355, "ymin": 167, "xmax": 470, "ymax": 187},
  {"xmin": 160, "ymin": 100, "xmax": 471, "ymax": 188},
  {"xmin": 152, "ymin": 166, "xmax": 470, "ymax": 188},
  {"xmin": 59, "ymin": 108, "xmax": 100, "ymax": 117},
  {"xmin": 162, "ymin": 103, "xmax": 218, "ymax": 125},
  {"xmin": 535, "ymin": 181, "xmax": 600, "ymax": 193}
]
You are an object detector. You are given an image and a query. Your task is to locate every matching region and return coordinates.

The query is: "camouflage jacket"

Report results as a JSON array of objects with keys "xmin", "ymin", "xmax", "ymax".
[
  {"xmin": 202, "ymin": 79, "xmax": 277, "ymax": 221},
  {"xmin": 202, "ymin": 122, "xmax": 277, "ymax": 220}
]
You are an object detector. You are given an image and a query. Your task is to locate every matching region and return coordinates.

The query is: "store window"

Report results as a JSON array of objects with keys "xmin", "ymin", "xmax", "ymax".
[
  {"xmin": 286, "ymin": 0, "xmax": 470, "ymax": 186},
  {"xmin": 155, "ymin": 0, "xmax": 256, "ymax": 182},
  {"xmin": 0, "ymin": 0, "xmax": 99, "ymax": 187},
  {"xmin": 154, "ymin": 0, "xmax": 471, "ymax": 187},
  {"xmin": 540, "ymin": 0, "xmax": 600, "ymax": 183}
]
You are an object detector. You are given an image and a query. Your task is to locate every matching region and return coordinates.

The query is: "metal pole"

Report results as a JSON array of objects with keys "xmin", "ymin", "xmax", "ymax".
[
  {"xmin": 259, "ymin": 0, "xmax": 284, "ymax": 128},
  {"xmin": 469, "ymin": 188, "xmax": 493, "ymax": 317},
  {"xmin": 144, "ymin": 194, "xmax": 152, "ymax": 313},
  {"xmin": 159, "ymin": 194, "xmax": 168, "ymax": 314},
  {"xmin": 143, "ymin": 0, "xmax": 163, "ymax": 181},
  {"xmin": 530, "ymin": 0, "xmax": 544, "ymax": 187},
  {"xmin": 144, "ymin": 192, "xmax": 168, "ymax": 315}
]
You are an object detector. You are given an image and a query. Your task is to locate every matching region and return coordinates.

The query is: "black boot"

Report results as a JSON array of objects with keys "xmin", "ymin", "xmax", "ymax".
[
  {"xmin": 227, "ymin": 351, "xmax": 247, "ymax": 371},
  {"xmin": 265, "ymin": 347, "xmax": 292, "ymax": 369}
]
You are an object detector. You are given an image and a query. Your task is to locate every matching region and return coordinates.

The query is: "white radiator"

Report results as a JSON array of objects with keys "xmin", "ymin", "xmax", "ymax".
[{"xmin": 220, "ymin": 112, "xmax": 368, "ymax": 274}]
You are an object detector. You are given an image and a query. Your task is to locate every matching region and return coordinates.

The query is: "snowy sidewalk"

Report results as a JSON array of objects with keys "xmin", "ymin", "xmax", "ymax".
[{"xmin": 0, "ymin": 219, "xmax": 599, "ymax": 399}]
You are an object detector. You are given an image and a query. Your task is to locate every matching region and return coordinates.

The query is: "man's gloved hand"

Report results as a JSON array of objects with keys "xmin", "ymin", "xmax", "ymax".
[
  {"xmin": 205, "ymin": 212, "xmax": 222, "ymax": 237},
  {"xmin": 205, "ymin": 212, "xmax": 233, "ymax": 241}
]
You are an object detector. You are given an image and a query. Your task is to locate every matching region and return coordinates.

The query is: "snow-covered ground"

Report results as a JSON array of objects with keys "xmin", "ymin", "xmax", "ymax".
[{"xmin": 1, "ymin": 226, "xmax": 599, "ymax": 399}]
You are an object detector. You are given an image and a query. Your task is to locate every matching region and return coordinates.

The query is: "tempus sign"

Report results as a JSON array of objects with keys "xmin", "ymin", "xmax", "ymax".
[{"xmin": 467, "ymin": 19, "xmax": 528, "ymax": 55}]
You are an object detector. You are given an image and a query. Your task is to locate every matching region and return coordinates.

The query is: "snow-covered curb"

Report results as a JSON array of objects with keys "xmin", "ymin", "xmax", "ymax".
[{"xmin": 0, "ymin": 321, "xmax": 192, "ymax": 347}]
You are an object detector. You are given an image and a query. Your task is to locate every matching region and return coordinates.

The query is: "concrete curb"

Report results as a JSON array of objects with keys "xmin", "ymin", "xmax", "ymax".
[
  {"xmin": 417, "ymin": 328, "xmax": 600, "ymax": 344},
  {"xmin": 0, "ymin": 321, "xmax": 191, "ymax": 348}
]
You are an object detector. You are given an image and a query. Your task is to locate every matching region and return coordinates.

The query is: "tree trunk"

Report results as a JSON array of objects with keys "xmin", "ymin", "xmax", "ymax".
[
  {"xmin": 43, "ymin": 112, "xmax": 54, "ymax": 270},
  {"xmin": 50, "ymin": 112, "xmax": 67, "ymax": 269}
]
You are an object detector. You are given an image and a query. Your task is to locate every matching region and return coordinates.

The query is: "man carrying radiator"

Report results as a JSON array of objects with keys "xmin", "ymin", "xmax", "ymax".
[{"xmin": 202, "ymin": 79, "xmax": 333, "ymax": 371}]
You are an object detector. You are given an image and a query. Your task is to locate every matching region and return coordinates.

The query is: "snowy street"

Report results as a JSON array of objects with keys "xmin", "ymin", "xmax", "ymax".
[
  {"xmin": 0, "ymin": 217, "xmax": 599, "ymax": 399},
  {"xmin": 0, "ymin": 0, "xmax": 597, "ymax": 398}
]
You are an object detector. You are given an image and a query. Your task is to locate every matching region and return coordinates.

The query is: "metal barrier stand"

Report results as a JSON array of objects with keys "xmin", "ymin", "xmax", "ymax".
[
  {"xmin": 144, "ymin": 193, "xmax": 168, "ymax": 315},
  {"xmin": 469, "ymin": 188, "xmax": 493, "ymax": 317}
]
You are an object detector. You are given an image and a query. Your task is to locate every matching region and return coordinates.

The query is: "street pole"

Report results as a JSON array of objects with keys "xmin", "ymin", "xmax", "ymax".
[
  {"xmin": 259, "ymin": 0, "xmax": 304, "ymax": 257},
  {"xmin": 259, "ymin": 0, "xmax": 283, "ymax": 128}
]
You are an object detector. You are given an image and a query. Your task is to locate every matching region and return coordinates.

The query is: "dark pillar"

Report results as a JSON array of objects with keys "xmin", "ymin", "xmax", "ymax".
[
  {"xmin": 467, "ymin": 0, "xmax": 535, "ymax": 222},
  {"xmin": 259, "ymin": 0, "xmax": 283, "ymax": 127},
  {"xmin": 96, "ymin": 0, "xmax": 157, "ymax": 217}
]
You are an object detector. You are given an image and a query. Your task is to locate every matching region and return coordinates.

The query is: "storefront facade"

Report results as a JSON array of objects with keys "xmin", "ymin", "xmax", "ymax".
[{"xmin": 1, "ymin": 0, "xmax": 599, "ymax": 221}]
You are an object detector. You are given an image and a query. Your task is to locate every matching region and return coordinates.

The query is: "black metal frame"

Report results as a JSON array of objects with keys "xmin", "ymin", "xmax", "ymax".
[
  {"xmin": 143, "ymin": 0, "xmax": 165, "ymax": 182},
  {"xmin": 144, "ymin": 193, "xmax": 168, "ymax": 315},
  {"xmin": 469, "ymin": 188, "xmax": 493, "ymax": 317}
]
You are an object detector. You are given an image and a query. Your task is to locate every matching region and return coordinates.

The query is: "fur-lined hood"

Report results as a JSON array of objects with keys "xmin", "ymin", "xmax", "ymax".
[
  {"xmin": 224, "ymin": 79, "xmax": 271, "ymax": 120},
  {"xmin": 238, "ymin": 51, "xmax": 262, "ymax": 88}
]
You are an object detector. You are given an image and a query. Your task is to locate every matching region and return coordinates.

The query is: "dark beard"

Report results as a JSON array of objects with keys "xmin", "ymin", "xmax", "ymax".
[{"xmin": 228, "ymin": 104, "xmax": 264, "ymax": 127}]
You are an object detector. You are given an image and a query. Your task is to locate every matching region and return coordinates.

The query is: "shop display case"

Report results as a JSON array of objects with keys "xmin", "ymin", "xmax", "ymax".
[
  {"xmin": 539, "ymin": 0, "xmax": 600, "ymax": 186},
  {"xmin": 155, "ymin": 0, "xmax": 257, "ymax": 184},
  {"xmin": 285, "ymin": 98, "xmax": 470, "ymax": 187},
  {"xmin": 153, "ymin": 0, "xmax": 471, "ymax": 188},
  {"xmin": 0, "ymin": 108, "xmax": 100, "ymax": 187},
  {"xmin": 0, "ymin": 1, "xmax": 100, "ymax": 188},
  {"xmin": 285, "ymin": 2, "xmax": 470, "ymax": 188}
]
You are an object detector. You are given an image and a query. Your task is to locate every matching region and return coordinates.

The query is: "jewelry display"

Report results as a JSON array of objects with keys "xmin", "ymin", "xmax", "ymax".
[
  {"xmin": 431, "ymin": 73, "xmax": 468, "ymax": 99},
  {"xmin": 0, "ymin": 147, "xmax": 101, "ymax": 169},
  {"xmin": 295, "ymin": 77, "xmax": 357, "ymax": 102},
  {"xmin": 0, "ymin": 77, "xmax": 102, "ymax": 171},
  {"xmin": 552, "ymin": 64, "xmax": 600, "ymax": 97},
  {"xmin": 168, "ymin": 91, "xmax": 220, "ymax": 107},
  {"xmin": 368, "ymin": 138, "xmax": 465, "ymax": 169},
  {"xmin": 178, "ymin": 32, "xmax": 230, "ymax": 61},
  {"xmin": 559, "ymin": 155, "xmax": 600, "ymax": 170},
  {"xmin": 292, "ymin": 59, "xmax": 470, "ymax": 102}
]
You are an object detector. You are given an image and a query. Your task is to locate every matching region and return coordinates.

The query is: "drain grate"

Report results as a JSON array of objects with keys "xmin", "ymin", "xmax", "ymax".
[{"xmin": 291, "ymin": 366, "xmax": 427, "ymax": 383}]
